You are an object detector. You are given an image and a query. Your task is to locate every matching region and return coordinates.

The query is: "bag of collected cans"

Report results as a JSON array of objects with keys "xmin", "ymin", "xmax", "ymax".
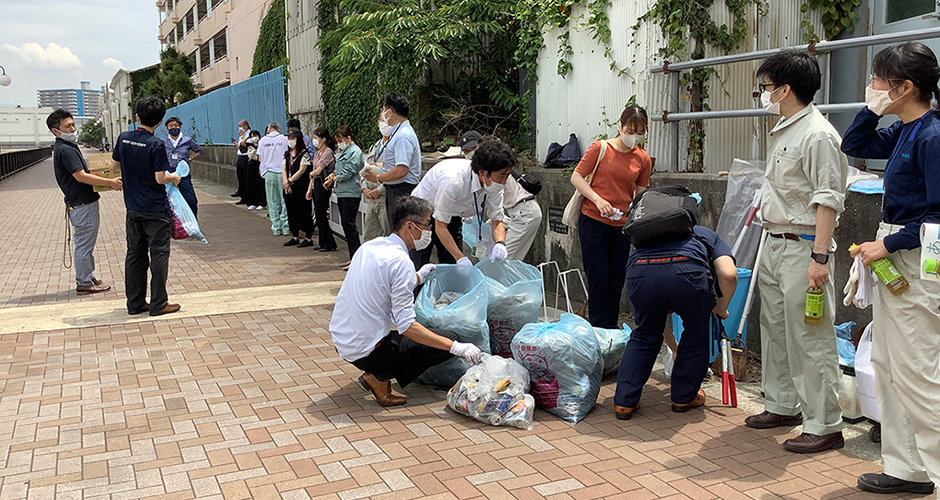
[{"xmin": 446, "ymin": 355, "xmax": 535, "ymax": 430}]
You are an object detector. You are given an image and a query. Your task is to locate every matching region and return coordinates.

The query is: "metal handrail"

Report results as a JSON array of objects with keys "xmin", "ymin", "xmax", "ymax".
[
  {"xmin": 654, "ymin": 102, "xmax": 866, "ymax": 122},
  {"xmin": 0, "ymin": 147, "xmax": 53, "ymax": 181},
  {"xmin": 651, "ymin": 26, "xmax": 940, "ymax": 74}
]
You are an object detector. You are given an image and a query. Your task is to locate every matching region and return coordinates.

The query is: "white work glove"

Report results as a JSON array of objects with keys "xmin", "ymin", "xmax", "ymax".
[
  {"xmin": 489, "ymin": 243, "xmax": 508, "ymax": 262},
  {"xmin": 843, "ymin": 256, "xmax": 860, "ymax": 307},
  {"xmin": 450, "ymin": 341, "xmax": 482, "ymax": 364},
  {"xmin": 416, "ymin": 264, "xmax": 435, "ymax": 285},
  {"xmin": 461, "ymin": 216, "xmax": 474, "ymax": 225},
  {"xmin": 456, "ymin": 257, "xmax": 473, "ymax": 267}
]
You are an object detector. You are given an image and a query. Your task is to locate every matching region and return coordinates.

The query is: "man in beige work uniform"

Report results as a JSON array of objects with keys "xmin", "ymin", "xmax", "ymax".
[{"xmin": 745, "ymin": 49, "xmax": 848, "ymax": 454}]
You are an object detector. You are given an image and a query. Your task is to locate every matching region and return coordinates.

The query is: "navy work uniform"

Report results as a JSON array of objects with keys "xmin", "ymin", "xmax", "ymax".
[
  {"xmin": 163, "ymin": 135, "xmax": 202, "ymax": 217},
  {"xmin": 615, "ymin": 226, "xmax": 733, "ymax": 409}
]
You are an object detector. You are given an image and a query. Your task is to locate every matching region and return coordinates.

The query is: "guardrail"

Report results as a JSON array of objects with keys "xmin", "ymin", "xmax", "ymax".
[{"xmin": 0, "ymin": 147, "xmax": 53, "ymax": 181}]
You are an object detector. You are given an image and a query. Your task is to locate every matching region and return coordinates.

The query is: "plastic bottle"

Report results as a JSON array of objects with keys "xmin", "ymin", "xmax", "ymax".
[
  {"xmin": 850, "ymin": 244, "xmax": 909, "ymax": 295},
  {"xmin": 805, "ymin": 286, "xmax": 824, "ymax": 326},
  {"xmin": 923, "ymin": 258, "xmax": 939, "ymax": 280}
]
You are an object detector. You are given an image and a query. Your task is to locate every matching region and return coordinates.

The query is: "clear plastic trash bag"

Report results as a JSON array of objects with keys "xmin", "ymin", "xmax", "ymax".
[
  {"xmin": 416, "ymin": 265, "xmax": 491, "ymax": 386},
  {"xmin": 594, "ymin": 324, "xmax": 632, "ymax": 377},
  {"xmin": 165, "ymin": 161, "xmax": 207, "ymax": 244},
  {"xmin": 511, "ymin": 313, "xmax": 603, "ymax": 423},
  {"xmin": 716, "ymin": 159, "xmax": 765, "ymax": 269},
  {"xmin": 446, "ymin": 354, "xmax": 535, "ymax": 430},
  {"xmin": 475, "ymin": 260, "xmax": 544, "ymax": 357}
]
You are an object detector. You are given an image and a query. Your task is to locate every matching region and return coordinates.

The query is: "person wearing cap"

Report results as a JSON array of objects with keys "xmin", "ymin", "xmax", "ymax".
[
  {"xmin": 411, "ymin": 141, "xmax": 514, "ymax": 267},
  {"xmin": 461, "ymin": 132, "xmax": 542, "ymax": 261}
]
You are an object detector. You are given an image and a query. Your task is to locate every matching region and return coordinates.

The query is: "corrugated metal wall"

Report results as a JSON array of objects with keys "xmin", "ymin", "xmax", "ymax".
[
  {"xmin": 286, "ymin": 0, "xmax": 322, "ymax": 119},
  {"xmin": 535, "ymin": 2, "xmax": 823, "ymax": 172},
  {"xmin": 151, "ymin": 67, "xmax": 287, "ymax": 143}
]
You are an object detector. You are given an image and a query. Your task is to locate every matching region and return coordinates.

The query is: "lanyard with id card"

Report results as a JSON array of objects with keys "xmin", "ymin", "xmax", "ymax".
[{"xmin": 472, "ymin": 191, "xmax": 488, "ymax": 258}]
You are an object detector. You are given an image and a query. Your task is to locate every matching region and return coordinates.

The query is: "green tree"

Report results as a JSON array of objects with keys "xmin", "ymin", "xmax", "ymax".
[
  {"xmin": 79, "ymin": 119, "xmax": 106, "ymax": 146},
  {"xmin": 133, "ymin": 47, "xmax": 196, "ymax": 111},
  {"xmin": 252, "ymin": 0, "xmax": 288, "ymax": 76}
]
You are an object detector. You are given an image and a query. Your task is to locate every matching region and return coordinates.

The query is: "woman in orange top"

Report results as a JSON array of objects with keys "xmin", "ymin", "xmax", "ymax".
[{"xmin": 570, "ymin": 106, "xmax": 652, "ymax": 328}]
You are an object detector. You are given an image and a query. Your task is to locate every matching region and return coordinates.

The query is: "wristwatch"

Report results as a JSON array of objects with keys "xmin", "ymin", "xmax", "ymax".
[{"xmin": 810, "ymin": 251, "xmax": 829, "ymax": 265}]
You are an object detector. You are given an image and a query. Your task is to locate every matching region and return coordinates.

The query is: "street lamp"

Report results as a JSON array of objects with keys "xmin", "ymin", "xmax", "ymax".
[{"xmin": 0, "ymin": 65, "xmax": 11, "ymax": 87}]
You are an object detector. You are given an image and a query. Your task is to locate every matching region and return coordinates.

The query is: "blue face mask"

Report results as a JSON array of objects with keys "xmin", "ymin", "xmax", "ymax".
[{"xmin": 168, "ymin": 127, "xmax": 181, "ymax": 137}]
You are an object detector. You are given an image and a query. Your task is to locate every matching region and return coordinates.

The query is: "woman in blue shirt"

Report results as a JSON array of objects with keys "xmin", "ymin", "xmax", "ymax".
[
  {"xmin": 841, "ymin": 42, "xmax": 940, "ymax": 496},
  {"xmin": 163, "ymin": 117, "xmax": 202, "ymax": 217},
  {"xmin": 328, "ymin": 125, "xmax": 363, "ymax": 270}
]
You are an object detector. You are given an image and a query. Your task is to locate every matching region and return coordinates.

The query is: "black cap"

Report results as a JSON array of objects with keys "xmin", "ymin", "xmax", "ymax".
[{"xmin": 459, "ymin": 131, "xmax": 483, "ymax": 151}]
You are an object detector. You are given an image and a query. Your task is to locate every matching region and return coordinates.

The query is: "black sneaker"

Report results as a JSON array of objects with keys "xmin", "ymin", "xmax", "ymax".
[
  {"xmin": 858, "ymin": 474, "xmax": 935, "ymax": 494},
  {"xmin": 283, "ymin": 238, "xmax": 299, "ymax": 247},
  {"xmin": 297, "ymin": 239, "xmax": 313, "ymax": 248},
  {"xmin": 230, "ymin": 192, "xmax": 240, "ymax": 198}
]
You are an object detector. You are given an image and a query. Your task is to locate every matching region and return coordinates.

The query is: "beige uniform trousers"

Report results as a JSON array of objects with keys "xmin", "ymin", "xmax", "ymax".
[
  {"xmin": 758, "ymin": 235, "xmax": 843, "ymax": 435},
  {"xmin": 505, "ymin": 199, "xmax": 542, "ymax": 261},
  {"xmin": 873, "ymin": 223, "xmax": 940, "ymax": 486},
  {"xmin": 361, "ymin": 199, "xmax": 389, "ymax": 242}
]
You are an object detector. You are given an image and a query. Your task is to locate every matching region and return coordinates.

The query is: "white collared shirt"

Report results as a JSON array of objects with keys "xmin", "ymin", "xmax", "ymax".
[
  {"xmin": 258, "ymin": 131, "xmax": 288, "ymax": 175},
  {"xmin": 236, "ymin": 128, "xmax": 251, "ymax": 156},
  {"xmin": 412, "ymin": 158, "xmax": 505, "ymax": 223},
  {"xmin": 329, "ymin": 234, "xmax": 418, "ymax": 362}
]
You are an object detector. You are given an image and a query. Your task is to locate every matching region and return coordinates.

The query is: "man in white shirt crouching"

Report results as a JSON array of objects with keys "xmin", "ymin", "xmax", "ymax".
[{"xmin": 329, "ymin": 196, "xmax": 483, "ymax": 406}]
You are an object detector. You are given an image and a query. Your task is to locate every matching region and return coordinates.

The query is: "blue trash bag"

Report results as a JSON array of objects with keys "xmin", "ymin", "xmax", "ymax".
[
  {"xmin": 462, "ymin": 220, "xmax": 494, "ymax": 256},
  {"xmin": 594, "ymin": 324, "xmax": 632, "ymax": 377},
  {"xmin": 166, "ymin": 161, "xmax": 208, "ymax": 244},
  {"xmin": 415, "ymin": 265, "xmax": 491, "ymax": 387},
  {"xmin": 835, "ymin": 321, "xmax": 857, "ymax": 367},
  {"xmin": 475, "ymin": 260, "xmax": 544, "ymax": 357},
  {"xmin": 511, "ymin": 314, "xmax": 603, "ymax": 423}
]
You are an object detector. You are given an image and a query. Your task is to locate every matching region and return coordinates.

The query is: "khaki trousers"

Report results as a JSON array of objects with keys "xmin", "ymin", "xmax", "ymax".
[
  {"xmin": 758, "ymin": 235, "xmax": 843, "ymax": 435},
  {"xmin": 873, "ymin": 223, "xmax": 940, "ymax": 485},
  {"xmin": 361, "ymin": 199, "xmax": 389, "ymax": 242}
]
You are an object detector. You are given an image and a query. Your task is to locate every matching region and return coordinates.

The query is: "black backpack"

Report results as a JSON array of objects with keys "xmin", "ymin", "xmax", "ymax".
[
  {"xmin": 512, "ymin": 171, "xmax": 542, "ymax": 196},
  {"xmin": 544, "ymin": 133, "xmax": 582, "ymax": 169},
  {"xmin": 622, "ymin": 186, "xmax": 699, "ymax": 248}
]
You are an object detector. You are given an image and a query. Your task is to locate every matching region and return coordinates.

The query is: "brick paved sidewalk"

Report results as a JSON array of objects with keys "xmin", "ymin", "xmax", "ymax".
[{"xmin": 0, "ymin": 156, "xmax": 348, "ymax": 309}]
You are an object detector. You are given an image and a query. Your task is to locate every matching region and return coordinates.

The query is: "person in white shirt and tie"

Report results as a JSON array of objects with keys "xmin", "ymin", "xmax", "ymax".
[
  {"xmin": 329, "ymin": 196, "xmax": 483, "ymax": 406},
  {"xmin": 411, "ymin": 140, "xmax": 514, "ymax": 268}
]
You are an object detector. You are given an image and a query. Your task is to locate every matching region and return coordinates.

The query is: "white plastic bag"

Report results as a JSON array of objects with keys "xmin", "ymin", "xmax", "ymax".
[
  {"xmin": 855, "ymin": 322, "xmax": 880, "ymax": 422},
  {"xmin": 511, "ymin": 313, "xmax": 603, "ymax": 423},
  {"xmin": 446, "ymin": 355, "xmax": 535, "ymax": 430},
  {"xmin": 476, "ymin": 260, "xmax": 543, "ymax": 357},
  {"xmin": 166, "ymin": 161, "xmax": 208, "ymax": 244},
  {"xmin": 415, "ymin": 265, "xmax": 491, "ymax": 387}
]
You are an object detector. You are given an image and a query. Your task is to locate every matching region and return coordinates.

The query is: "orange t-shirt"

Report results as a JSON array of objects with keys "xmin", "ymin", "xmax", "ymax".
[{"xmin": 574, "ymin": 140, "xmax": 652, "ymax": 226}]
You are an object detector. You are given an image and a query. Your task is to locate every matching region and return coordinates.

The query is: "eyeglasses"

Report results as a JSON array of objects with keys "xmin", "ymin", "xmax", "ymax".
[
  {"xmin": 869, "ymin": 75, "xmax": 902, "ymax": 86},
  {"xmin": 410, "ymin": 220, "xmax": 432, "ymax": 230},
  {"xmin": 757, "ymin": 82, "xmax": 778, "ymax": 93}
]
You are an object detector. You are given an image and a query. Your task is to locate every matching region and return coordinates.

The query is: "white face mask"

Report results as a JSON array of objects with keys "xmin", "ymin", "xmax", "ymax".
[
  {"xmin": 620, "ymin": 134, "xmax": 644, "ymax": 150},
  {"xmin": 760, "ymin": 88, "xmax": 782, "ymax": 115},
  {"xmin": 337, "ymin": 141, "xmax": 349, "ymax": 151},
  {"xmin": 482, "ymin": 173, "xmax": 504, "ymax": 194},
  {"xmin": 464, "ymin": 150, "xmax": 475, "ymax": 160},
  {"xmin": 865, "ymin": 85, "xmax": 899, "ymax": 116},
  {"xmin": 239, "ymin": 126, "xmax": 246, "ymax": 133},
  {"xmin": 287, "ymin": 140, "xmax": 297, "ymax": 149},
  {"xmin": 59, "ymin": 131, "xmax": 79, "ymax": 143},
  {"xmin": 247, "ymin": 137, "xmax": 259, "ymax": 144},
  {"xmin": 379, "ymin": 121, "xmax": 392, "ymax": 137},
  {"xmin": 312, "ymin": 138, "xmax": 321, "ymax": 149},
  {"xmin": 413, "ymin": 223, "xmax": 432, "ymax": 250}
]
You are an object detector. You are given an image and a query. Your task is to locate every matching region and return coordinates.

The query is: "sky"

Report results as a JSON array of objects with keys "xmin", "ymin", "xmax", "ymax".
[{"xmin": 0, "ymin": 0, "xmax": 161, "ymax": 108}]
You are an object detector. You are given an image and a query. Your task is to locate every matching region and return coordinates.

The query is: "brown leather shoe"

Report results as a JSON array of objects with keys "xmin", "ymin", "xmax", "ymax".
[
  {"xmin": 91, "ymin": 278, "xmax": 105, "ymax": 286},
  {"xmin": 745, "ymin": 411, "xmax": 803, "ymax": 429},
  {"xmin": 128, "ymin": 303, "xmax": 150, "ymax": 315},
  {"xmin": 76, "ymin": 283, "xmax": 110, "ymax": 295},
  {"xmin": 359, "ymin": 373, "xmax": 406, "ymax": 407},
  {"xmin": 672, "ymin": 390, "xmax": 706, "ymax": 413},
  {"xmin": 783, "ymin": 432, "xmax": 844, "ymax": 454},
  {"xmin": 614, "ymin": 404, "xmax": 639, "ymax": 420},
  {"xmin": 149, "ymin": 303, "xmax": 181, "ymax": 317}
]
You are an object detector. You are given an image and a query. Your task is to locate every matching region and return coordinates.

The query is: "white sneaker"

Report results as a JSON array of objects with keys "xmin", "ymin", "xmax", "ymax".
[{"xmin": 248, "ymin": 205, "xmax": 257, "ymax": 210}]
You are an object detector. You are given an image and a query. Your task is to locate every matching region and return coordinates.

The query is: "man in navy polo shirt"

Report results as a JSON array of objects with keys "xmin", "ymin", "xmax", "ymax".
[{"xmin": 112, "ymin": 96, "xmax": 182, "ymax": 317}]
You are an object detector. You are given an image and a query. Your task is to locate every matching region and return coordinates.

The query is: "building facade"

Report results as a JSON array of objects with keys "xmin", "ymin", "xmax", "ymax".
[
  {"xmin": 286, "ymin": 0, "xmax": 322, "ymax": 132},
  {"xmin": 0, "ymin": 106, "xmax": 55, "ymax": 151},
  {"xmin": 156, "ymin": 0, "xmax": 274, "ymax": 93},
  {"xmin": 37, "ymin": 82, "xmax": 102, "ymax": 132}
]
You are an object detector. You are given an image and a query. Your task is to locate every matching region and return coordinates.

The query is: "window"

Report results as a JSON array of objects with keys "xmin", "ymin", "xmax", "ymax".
[
  {"xmin": 212, "ymin": 29, "xmax": 227, "ymax": 61},
  {"xmin": 197, "ymin": 0, "xmax": 208, "ymax": 20},
  {"xmin": 189, "ymin": 51, "xmax": 198, "ymax": 75},
  {"xmin": 211, "ymin": 0, "xmax": 225, "ymax": 8},
  {"xmin": 200, "ymin": 44, "xmax": 211, "ymax": 70},
  {"xmin": 185, "ymin": 8, "xmax": 196, "ymax": 33},
  {"xmin": 175, "ymin": 23, "xmax": 184, "ymax": 44},
  {"xmin": 886, "ymin": 0, "xmax": 934, "ymax": 23}
]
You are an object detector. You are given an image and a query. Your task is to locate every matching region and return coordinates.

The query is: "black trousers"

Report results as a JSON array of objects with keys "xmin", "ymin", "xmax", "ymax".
[
  {"xmin": 285, "ymin": 187, "xmax": 314, "ymax": 237},
  {"xmin": 578, "ymin": 213, "xmax": 630, "ymax": 328},
  {"xmin": 337, "ymin": 197, "xmax": 361, "ymax": 260},
  {"xmin": 412, "ymin": 216, "xmax": 463, "ymax": 268},
  {"xmin": 312, "ymin": 177, "xmax": 336, "ymax": 250},
  {"xmin": 125, "ymin": 209, "xmax": 172, "ymax": 313},
  {"xmin": 178, "ymin": 175, "xmax": 198, "ymax": 218},
  {"xmin": 351, "ymin": 329, "xmax": 458, "ymax": 388},
  {"xmin": 235, "ymin": 155, "xmax": 249, "ymax": 201},
  {"xmin": 384, "ymin": 182, "xmax": 417, "ymax": 229},
  {"xmin": 245, "ymin": 160, "xmax": 266, "ymax": 207}
]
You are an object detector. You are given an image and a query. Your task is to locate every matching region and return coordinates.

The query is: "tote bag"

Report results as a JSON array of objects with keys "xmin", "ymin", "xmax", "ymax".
[{"xmin": 561, "ymin": 140, "xmax": 607, "ymax": 227}]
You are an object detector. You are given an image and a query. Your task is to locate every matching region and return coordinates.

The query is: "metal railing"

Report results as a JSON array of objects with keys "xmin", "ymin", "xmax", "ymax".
[
  {"xmin": 0, "ymin": 147, "xmax": 52, "ymax": 181},
  {"xmin": 650, "ymin": 26, "xmax": 940, "ymax": 168}
]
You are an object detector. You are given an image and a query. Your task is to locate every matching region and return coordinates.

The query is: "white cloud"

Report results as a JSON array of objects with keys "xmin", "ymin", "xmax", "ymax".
[
  {"xmin": 102, "ymin": 57, "xmax": 124, "ymax": 71},
  {"xmin": 1, "ymin": 42, "xmax": 83, "ymax": 69}
]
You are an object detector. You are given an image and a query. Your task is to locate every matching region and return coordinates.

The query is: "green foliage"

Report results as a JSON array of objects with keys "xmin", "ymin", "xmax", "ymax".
[
  {"xmin": 252, "ymin": 0, "xmax": 288, "ymax": 77},
  {"xmin": 800, "ymin": 0, "xmax": 862, "ymax": 42},
  {"xmin": 79, "ymin": 119, "xmax": 106, "ymax": 146},
  {"xmin": 133, "ymin": 47, "xmax": 196, "ymax": 113}
]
